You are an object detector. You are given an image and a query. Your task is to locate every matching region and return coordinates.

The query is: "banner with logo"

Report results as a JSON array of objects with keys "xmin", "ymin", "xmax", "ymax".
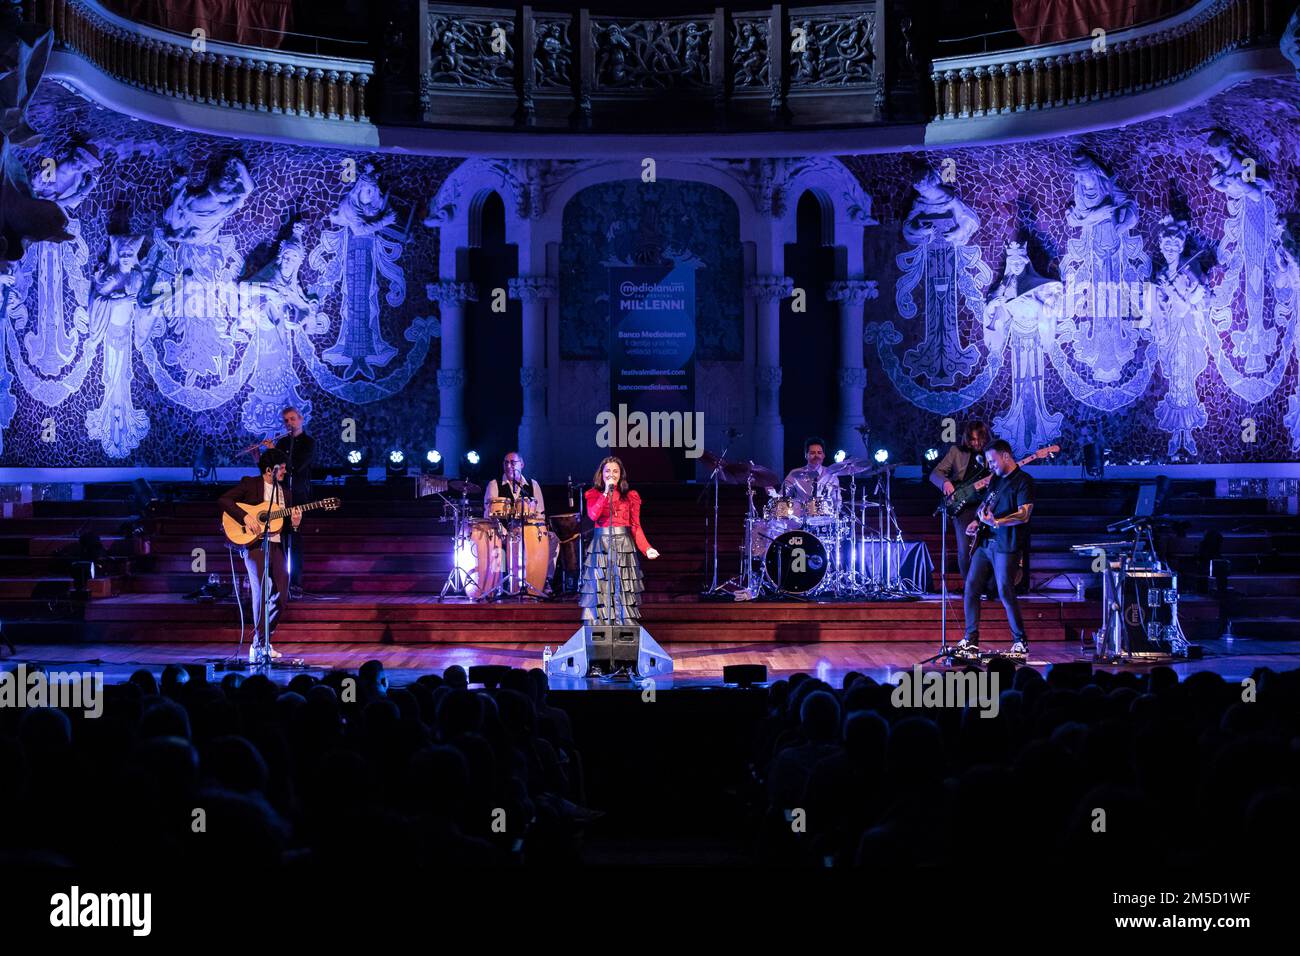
[{"xmin": 608, "ymin": 264, "xmax": 698, "ymax": 481}]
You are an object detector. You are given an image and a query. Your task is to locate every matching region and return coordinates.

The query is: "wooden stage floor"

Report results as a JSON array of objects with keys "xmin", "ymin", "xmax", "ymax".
[
  {"xmin": 6, "ymin": 638, "xmax": 1295, "ymax": 689},
  {"xmin": 66, "ymin": 590, "xmax": 1222, "ymax": 645}
]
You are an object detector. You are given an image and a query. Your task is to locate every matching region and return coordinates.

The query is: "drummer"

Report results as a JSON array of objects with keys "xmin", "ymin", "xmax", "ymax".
[
  {"xmin": 781, "ymin": 436, "xmax": 842, "ymax": 508},
  {"xmin": 484, "ymin": 451, "xmax": 547, "ymax": 518}
]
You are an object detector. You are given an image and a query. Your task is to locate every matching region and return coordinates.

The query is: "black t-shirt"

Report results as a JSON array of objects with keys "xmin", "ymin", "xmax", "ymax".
[
  {"xmin": 275, "ymin": 432, "xmax": 315, "ymax": 496},
  {"xmin": 978, "ymin": 467, "xmax": 1034, "ymax": 553}
]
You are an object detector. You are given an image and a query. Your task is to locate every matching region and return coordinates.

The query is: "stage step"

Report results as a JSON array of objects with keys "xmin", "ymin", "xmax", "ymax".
[
  {"xmin": 1224, "ymin": 618, "xmax": 1300, "ymax": 641},
  {"xmin": 0, "ymin": 576, "xmax": 122, "ymax": 599}
]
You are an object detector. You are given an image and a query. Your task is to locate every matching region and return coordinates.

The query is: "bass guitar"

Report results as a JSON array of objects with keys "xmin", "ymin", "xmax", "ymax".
[
  {"xmin": 967, "ymin": 485, "xmax": 1027, "ymax": 586},
  {"xmin": 937, "ymin": 444, "xmax": 1059, "ymax": 516},
  {"xmin": 222, "ymin": 497, "xmax": 341, "ymax": 546}
]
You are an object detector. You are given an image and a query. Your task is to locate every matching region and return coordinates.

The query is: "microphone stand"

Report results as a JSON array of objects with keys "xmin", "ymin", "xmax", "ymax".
[{"xmin": 703, "ymin": 442, "xmax": 730, "ymax": 595}]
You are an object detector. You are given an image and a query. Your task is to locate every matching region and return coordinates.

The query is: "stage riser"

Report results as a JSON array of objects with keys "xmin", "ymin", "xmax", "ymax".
[{"xmin": 39, "ymin": 623, "xmax": 1085, "ymax": 644}]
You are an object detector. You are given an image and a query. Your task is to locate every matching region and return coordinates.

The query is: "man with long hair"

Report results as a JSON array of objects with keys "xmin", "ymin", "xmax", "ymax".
[{"xmin": 929, "ymin": 420, "xmax": 992, "ymax": 581}]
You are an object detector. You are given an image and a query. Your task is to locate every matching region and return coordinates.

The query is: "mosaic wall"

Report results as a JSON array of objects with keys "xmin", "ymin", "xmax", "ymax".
[
  {"xmin": 2, "ymin": 83, "xmax": 456, "ymax": 468},
  {"xmin": 3, "ymin": 74, "xmax": 1298, "ymax": 469},
  {"xmin": 844, "ymin": 76, "xmax": 1300, "ymax": 465}
]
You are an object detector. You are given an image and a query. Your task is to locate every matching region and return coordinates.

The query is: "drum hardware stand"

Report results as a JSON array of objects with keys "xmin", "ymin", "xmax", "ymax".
[
  {"xmin": 721, "ymin": 474, "xmax": 763, "ymax": 598},
  {"xmin": 702, "ymin": 442, "xmax": 734, "ymax": 596},
  {"xmin": 440, "ymin": 487, "xmax": 477, "ymax": 600}
]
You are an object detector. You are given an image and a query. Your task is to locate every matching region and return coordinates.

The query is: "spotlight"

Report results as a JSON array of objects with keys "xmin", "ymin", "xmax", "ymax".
[
  {"xmin": 426, "ymin": 449, "xmax": 441, "ymax": 465},
  {"xmin": 386, "ymin": 448, "xmax": 407, "ymax": 478},
  {"xmin": 1082, "ymin": 442, "xmax": 1104, "ymax": 480},
  {"xmin": 873, "ymin": 448, "xmax": 889, "ymax": 464},
  {"xmin": 192, "ymin": 445, "xmax": 215, "ymax": 483},
  {"xmin": 833, "ymin": 449, "xmax": 847, "ymax": 463},
  {"xmin": 422, "ymin": 448, "xmax": 443, "ymax": 475},
  {"xmin": 345, "ymin": 447, "xmax": 369, "ymax": 476},
  {"xmin": 465, "ymin": 450, "xmax": 481, "ymax": 466},
  {"xmin": 924, "ymin": 448, "xmax": 940, "ymax": 462}
]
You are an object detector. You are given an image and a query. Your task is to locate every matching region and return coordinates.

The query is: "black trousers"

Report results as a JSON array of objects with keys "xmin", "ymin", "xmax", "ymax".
[
  {"xmin": 243, "ymin": 541, "xmax": 288, "ymax": 643},
  {"xmin": 963, "ymin": 544, "xmax": 1027, "ymax": 644},
  {"xmin": 952, "ymin": 507, "xmax": 979, "ymax": 580},
  {"xmin": 284, "ymin": 526, "xmax": 303, "ymax": 589}
]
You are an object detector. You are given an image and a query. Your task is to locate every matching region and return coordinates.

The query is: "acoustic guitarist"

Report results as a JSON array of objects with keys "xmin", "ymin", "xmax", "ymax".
[
  {"xmin": 219, "ymin": 449, "xmax": 301, "ymax": 662},
  {"xmin": 956, "ymin": 438, "xmax": 1035, "ymax": 659}
]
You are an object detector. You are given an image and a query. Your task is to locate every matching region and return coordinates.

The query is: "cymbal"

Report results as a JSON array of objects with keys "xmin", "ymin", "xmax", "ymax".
[
  {"xmin": 721, "ymin": 460, "xmax": 780, "ymax": 488},
  {"xmin": 825, "ymin": 456, "xmax": 876, "ymax": 477},
  {"xmin": 448, "ymin": 479, "xmax": 482, "ymax": 495},
  {"xmin": 829, "ymin": 458, "xmax": 899, "ymax": 479}
]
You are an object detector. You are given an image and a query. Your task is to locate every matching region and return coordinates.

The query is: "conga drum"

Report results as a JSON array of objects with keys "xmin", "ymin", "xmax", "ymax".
[
  {"xmin": 464, "ymin": 519, "xmax": 502, "ymax": 600},
  {"xmin": 514, "ymin": 517, "xmax": 557, "ymax": 594},
  {"xmin": 548, "ymin": 512, "xmax": 582, "ymax": 574}
]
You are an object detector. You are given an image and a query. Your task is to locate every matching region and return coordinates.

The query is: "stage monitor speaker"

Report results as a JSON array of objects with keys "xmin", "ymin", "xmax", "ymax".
[
  {"xmin": 468, "ymin": 664, "xmax": 510, "ymax": 687},
  {"xmin": 722, "ymin": 664, "xmax": 767, "ymax": 686},
  {"xmin": 545, "ymin": 625, "xmax": 673, "ymax": 679}
]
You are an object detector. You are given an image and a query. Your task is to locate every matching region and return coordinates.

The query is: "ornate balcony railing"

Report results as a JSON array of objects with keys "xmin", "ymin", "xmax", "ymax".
[
  {"xmin": 928, "ymin": 0, "xmax": 1277, "ymax": 121},
  {"xmin": 15, "ymin": 0, "xmax": 1292, "ymax": 137},
  {"xmin": 28, "ymin": 0, "xmax": 374, "ymax": 123},
  {"xmin": 416, "ymin": 2, "xmax": 914, "ymax": 129}
]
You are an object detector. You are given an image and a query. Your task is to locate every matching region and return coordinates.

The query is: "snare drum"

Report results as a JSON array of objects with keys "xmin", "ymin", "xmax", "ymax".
[
  {"xmin": 487, "ymin": 496, "xmax": 515, "ymax": 519},
  {"xmin": 765, "ymin": 496, "xmax": 804, "ymax": 521}
]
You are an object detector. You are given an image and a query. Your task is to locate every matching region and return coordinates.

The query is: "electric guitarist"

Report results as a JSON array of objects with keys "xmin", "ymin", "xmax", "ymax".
[
  {"xmin": 929, "ymin": 420, "xmax": 992, "ymax": 581},
  {"xmin": 218, "ymin": 449, "xmax": 301, "ymax": 663},
  {"xmin": 957, "ymin": 438, "xmax": 1035, "ymax": 659}
]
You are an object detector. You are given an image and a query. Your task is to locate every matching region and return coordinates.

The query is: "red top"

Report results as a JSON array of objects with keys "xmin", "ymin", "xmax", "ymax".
[{"xmin": 585, "ymin": 488, "xmax": 653, "ymax": 555}]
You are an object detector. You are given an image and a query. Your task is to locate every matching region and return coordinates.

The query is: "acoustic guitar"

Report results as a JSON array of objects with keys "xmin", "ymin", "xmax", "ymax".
[{"xmin": 222, "ymin": 497, "xmax": 341, "ymax": 546}]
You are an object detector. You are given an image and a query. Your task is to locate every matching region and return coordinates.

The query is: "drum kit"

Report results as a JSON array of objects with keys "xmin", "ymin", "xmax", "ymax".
[
  {"xmin": 703, "ymin": 450, "xmax": 918, "ymax": 600},
  {"xmin": 431, "ymin": 479, "xmax": 565, "ymax": 601}
]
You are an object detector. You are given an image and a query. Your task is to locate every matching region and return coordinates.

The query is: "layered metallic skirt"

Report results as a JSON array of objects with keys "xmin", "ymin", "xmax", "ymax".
[{"xmin": 580, "ymin": 527, "xmax": 644, "ymax": 625}]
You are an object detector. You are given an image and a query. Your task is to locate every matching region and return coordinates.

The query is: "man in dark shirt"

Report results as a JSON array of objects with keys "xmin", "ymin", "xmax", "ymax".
[
  {"xmin": 262, "ymin": 407, "xmax": 314, "ymax": 598},
  {"xmin": 929, "ymin": 420, "xmax": 991, "ymax": 581},
  {"xmin": 957, "ymin": 438, "xmax": 1034, "ymax": 658}
]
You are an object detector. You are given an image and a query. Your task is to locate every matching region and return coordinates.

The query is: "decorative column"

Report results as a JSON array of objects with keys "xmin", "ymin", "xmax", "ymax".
[
  {"xmin": 508, "ymin": 275, "xmax": 557, "ymax": 477},
  {"xmin": 746, "ymin": 275, "xmax": 793, "ymax": 472},
  {"xmin": 427, "ymin": 280, "xmax": 478, "ymax": 475},
  {"xmin": 827, "ymin": 279, "xmax": 879, "ymax": 457}
]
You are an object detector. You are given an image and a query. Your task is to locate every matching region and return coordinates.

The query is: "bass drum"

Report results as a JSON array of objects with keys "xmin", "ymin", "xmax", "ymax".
[{"xmin": 764, "ymin": 529, "xmax": 827, "ymax": 595}]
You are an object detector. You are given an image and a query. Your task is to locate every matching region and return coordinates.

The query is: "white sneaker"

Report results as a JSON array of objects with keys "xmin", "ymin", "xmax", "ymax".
[
  {"xmin": 1009, "ymin": 641, "xmax": 1028, "ymax": 655},
  {"xmin": 248, "ymin": 643, "xmax": 282, "ymax": 664}
]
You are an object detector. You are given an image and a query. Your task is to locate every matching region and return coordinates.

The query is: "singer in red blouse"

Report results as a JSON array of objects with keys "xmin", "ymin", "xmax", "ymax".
[{"xmin": 580, "ymin": 456, "xmax": 659, "ymax": 627}]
